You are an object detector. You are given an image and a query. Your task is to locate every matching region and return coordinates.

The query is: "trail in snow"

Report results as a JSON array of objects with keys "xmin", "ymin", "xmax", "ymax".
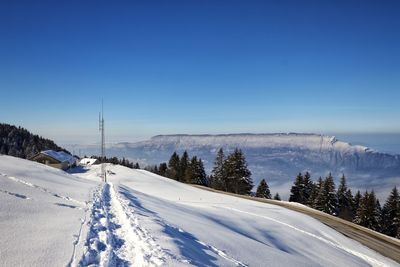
[
  {"xmin": 0, "ymin": 173, "xmax": 86, "ymax": 206},
  {"xmin": 0, "ymin": 189, "xmax": 30, "ymax": 199},
  {"xmin": 117, "ymin": 187, "xmax": 248, "ymax": 267},
  {"xmin": 215, "ymin": 206, "xmax": 390, "ymax": 267},
  {"xmin": 79, "ymin": 183, "xmax": 165, "ymax": 267}
]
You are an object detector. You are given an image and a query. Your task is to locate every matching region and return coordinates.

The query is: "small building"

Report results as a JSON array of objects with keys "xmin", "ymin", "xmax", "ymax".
[
  {"xmin": 30, "ymin": 150, "xmax": 76, "ymax": 170},
  {"xmin": 79, "ymin": 158, "xmax": 100, "ymax": 166}
]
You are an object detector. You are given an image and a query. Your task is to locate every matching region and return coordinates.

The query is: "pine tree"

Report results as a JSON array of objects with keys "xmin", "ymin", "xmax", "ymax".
[
  {"xmin": 354, "ymin": 191, "xmax": 381, "ymax": 231},
  {"xmin": 353, "ymin": 190, "xmax": 362, "ymax": 215},
  {"xmin": 185, "ymin": 157, "xmax": 207, "ymax": 185},
  {"xmin": 195, "ymin": 158, "xmax": 208, "ymax": 186},
  {"xmin": 224, "ymin": 148, "xmax": 253, "ymax": 195},
  {"xmin": 315, "ymin": 173, "xmax": 337, "ymax": 215},
  {"xmin": 311, "ymin": 177, "xmax": 324, "ymax": 208},
  {"xmin": 336, "ymin": 174, "xmax": 354, "ymax": 221},
  {"xmin": 289, "ymin": 173, "xmax": 304, "ymax": 203},
  {"xmin": 158, "ymin": 163, "xmax": 168, "ymax": 177},
  {"xmin": 375, "ymin": 199, "xmax": 383, "ymax": 232},
  {"xmin": 382, "ymin": 187, "xmax": 400, "ymax": 238},
  {"xmin": 180, "ymin": 151, "xmax": 189, "ymax": 182},
  {"xmin": 303, "ymin": 171, "xmax": 314, "ymax": 205},
  {"xmin": 210, "ymin": 148, "xmax": 226, "ymax": 190},
  {"xmin": 167, "ymin": 152, "xmax": 180, "ymax": 180},
  {"xmin": 255, "ymin": 179, "xmax": 271, "ymax": 199},
  {"xmin": 273, "ymin": 192, "xmax": 281, "ymax": 201}
]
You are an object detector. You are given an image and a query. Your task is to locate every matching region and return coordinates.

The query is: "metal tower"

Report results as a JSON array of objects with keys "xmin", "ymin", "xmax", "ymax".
[{"xmin": 99, "ymin": 101, "xmax": 106, "ymax": 182}]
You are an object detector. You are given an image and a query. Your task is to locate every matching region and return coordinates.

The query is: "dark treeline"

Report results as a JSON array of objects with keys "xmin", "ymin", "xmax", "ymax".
[
  {"xmin": 91, "ymin": 155, "xmax": 140, "ymax": 169},
  {"xmin": 146, "ymin": 148, "xmax": 255, "ymax": 193},
  {"xmin": 287, "ymin": 172, "xmax": 400, "ymax": 239},
  {"xmin": 0, "ymin": 123, "xmax": 68, "ymax": 158}
]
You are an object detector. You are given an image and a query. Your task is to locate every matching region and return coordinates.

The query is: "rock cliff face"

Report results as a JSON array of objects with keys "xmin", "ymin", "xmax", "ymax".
[{"xmin": 104, "ymin": 133, "xmax": 400, "ymax": 199}]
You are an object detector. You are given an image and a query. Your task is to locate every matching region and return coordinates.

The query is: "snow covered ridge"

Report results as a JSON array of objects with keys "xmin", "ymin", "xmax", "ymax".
[
  {"xmin": 146, "ymin": 133, "xmax": 370, "ymax": 151},
  {"xmin": 115, "ymin": 133, "xmax": 400, "ymax": 172}
]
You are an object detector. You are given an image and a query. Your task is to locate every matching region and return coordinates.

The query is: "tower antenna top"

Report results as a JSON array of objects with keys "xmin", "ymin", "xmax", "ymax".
[{"xmin": 99, "ymin": 100, "xmax": 106, "ymax": 182}]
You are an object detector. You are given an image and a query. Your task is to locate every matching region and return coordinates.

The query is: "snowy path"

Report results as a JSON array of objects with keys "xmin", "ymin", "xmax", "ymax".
[{"xmin": 78, "ymin": 182, "xmax": 165, "ymax": 267}]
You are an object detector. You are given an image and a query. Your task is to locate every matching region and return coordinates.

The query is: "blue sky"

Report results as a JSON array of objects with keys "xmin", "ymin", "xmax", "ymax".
[{"xmin": 1, "ymin": 1, "xmax": 400, "ymax": 144}]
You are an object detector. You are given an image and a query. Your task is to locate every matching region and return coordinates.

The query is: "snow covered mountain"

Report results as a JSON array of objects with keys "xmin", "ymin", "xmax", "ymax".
[
  {"xmin": 99, "ymin": 134, "xmax": 400, "ymax": 199},
  {"xmin": 1, "ymin": 155, "xmax": 398, "ymax": 266}
]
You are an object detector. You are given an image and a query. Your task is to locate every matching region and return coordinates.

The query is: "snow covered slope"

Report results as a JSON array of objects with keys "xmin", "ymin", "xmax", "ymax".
[
  {"xmin": 100, "ymin": 134, "xmax": 400, "ymax": 199},
  {"xmin": 0, "ymin": 155, "xmax": 98, "ymax": 266},
  {"xmin": 75, "ymin": 164, "xmax": 398, "ymax": 267},
  {"xmin": 1, "ymin": 156, "xmax": 398, "ymax": 266}
]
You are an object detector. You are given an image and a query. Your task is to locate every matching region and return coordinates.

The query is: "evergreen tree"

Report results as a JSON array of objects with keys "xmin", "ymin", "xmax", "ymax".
[
  {"xmin": 303, "ymin": 171, "xmax": 314, "ymax": 205},
  {"xmin": 224, "ymin": 148, "xmax": 253, "ymax": 195},
  {"xmin": 133, "ymin": 162, "xmax": 140, "ymax": 169},
  {"xmin": 353, "ymin": 190, "xmax": 362, "ymax": 215},
  {"xmin": 195, "ymin": 158, "xmax": 208, "ymax": 186},
  {"xmin": 185, "ymin": 156, "xmax": 207, "ymax": 185},
  {"xmin": 375, "ymin": 199, "xmax": 383, "ymax": 232},
  {"xmin": 273, "ymin": 192, "xmax": 281, "ymax": 201},
  {"xmin": 167, "ymin": 152, "xmax": 180, "ymax": 180},
  {"xmin": 354, "ymin": 191, "xmax": 381, "ymax": 231},
  {"xmin": 255, "ymin": 179, "xmax": 271, "ymax": 199},
  {"xmin": 180, "ymin": 151, "xmax": 189, "ymax": 182},
  {"xmin": 210, "ymin": 148, "xmax": 226, "ymax": 190},
  {"xmin": 336, "ymin": 174, "xmax": 354, "ymax": 221},
  {"xmin": 311, "ymin": 177, "xmax": 324, "ymax": 208},
  {"xmin": 382, "ymin": 187, "xmax": 400, "ymax": 238},
  {"xmin": 289, "ymin": 173, "xmax": 304, "ymax": 203},
  {"xmin": 308, "ymin": 182, "xmax": 319, "ymax": 208},
  {"xmin": 158, "ymin": 163, "xmax": 168, "ymax": 177},
  {"xmin": 315, "ymin": 173, "xmax": 337, "ymax": 215}
]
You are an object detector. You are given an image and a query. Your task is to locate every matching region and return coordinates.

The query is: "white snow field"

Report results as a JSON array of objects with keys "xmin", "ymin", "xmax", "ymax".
[{"xmin": 0, "ymin": 155, "xmax": 399, "ymax": 267}]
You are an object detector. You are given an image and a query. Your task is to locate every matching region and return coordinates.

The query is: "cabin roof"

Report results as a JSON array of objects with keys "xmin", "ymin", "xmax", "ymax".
[{"xmin": 40, "ymin": 150, "xmax": 75, "ymax": 164}]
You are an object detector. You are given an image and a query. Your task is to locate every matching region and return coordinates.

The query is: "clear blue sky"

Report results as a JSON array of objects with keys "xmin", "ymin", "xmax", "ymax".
[{"xmin": 1, "ymin": 0, "xmax": 399, "ymax": 144}]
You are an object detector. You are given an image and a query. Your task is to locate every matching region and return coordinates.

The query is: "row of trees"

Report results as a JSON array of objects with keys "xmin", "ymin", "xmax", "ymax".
[
  {"xmin": 285, "ymin": 172, "xmax": 400, "ymax": 239},
  {"xmin": 146, "ymin": 151, "xmax": 208, "ymax": 186},
  {"xmin": 92, "ymin": 156, "xmax": 140, "ymax": 169},
  {"xmin": 148, "ymin": 148, "xmax": 255, "ymax": 193}
]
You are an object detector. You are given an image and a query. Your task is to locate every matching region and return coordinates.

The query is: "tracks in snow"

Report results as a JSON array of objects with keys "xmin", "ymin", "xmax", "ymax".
[
  {"xmin": 78, "ymin": 183, "xmax": 165, "ymax": 267},
  {"xmin": 0, "ymin": 173, "xmax": 86, "ymax": 206}
]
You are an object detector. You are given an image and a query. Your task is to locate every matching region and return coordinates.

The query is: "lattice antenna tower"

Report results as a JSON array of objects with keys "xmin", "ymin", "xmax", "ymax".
[{"xmin": 99, "ymin": 100, "xmax": 106, "ymax": 182}]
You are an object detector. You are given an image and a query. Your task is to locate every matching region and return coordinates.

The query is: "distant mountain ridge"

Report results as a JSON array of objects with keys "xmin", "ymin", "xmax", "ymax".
[
  {"xmin": 101, "ymin": 133, "xmax": 400, "ymax": 199},
  {"xmin": 116, "ymin": 133, "xmax": 400, "ymax": 169}
]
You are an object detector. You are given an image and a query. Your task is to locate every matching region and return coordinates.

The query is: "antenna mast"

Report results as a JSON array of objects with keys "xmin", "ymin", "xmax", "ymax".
[{"xmin": 99, "ymin": 100, "xmax": 106, "ymax": 182}]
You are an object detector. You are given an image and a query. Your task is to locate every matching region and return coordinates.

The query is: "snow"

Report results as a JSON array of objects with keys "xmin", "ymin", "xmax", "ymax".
[
  {"xmin": 0, "ymin": 155, "xmax": 398, "ymax": 266},
  {"xmin": 0, "ymin": 155, "xmax": 96, "ymax": 266},
  {"xmin": 80, "ymin": 158, "xmax": 98, "ymax": 166}
]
